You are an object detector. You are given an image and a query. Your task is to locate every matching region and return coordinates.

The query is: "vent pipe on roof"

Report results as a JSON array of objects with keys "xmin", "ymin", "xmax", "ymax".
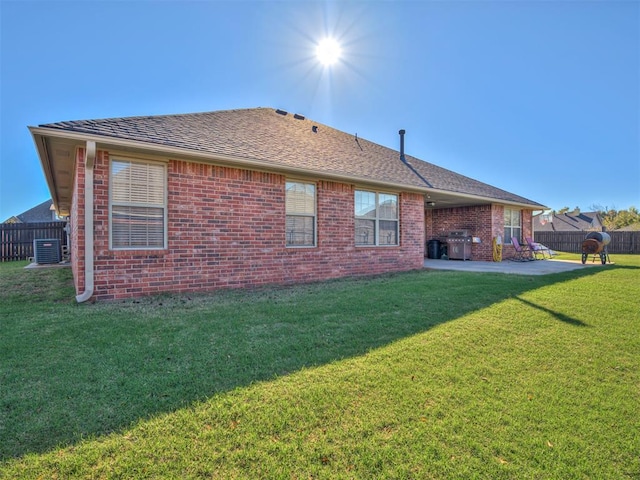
[{"xmin": 397, "ymin": 129, "xmax": 433, "ymax": 188}]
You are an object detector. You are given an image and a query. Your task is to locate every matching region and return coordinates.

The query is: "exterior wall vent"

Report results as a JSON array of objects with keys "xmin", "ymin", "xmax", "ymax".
[{"xmin": 33, "ymin": 238, "xmax": 61, "ymax": 264}]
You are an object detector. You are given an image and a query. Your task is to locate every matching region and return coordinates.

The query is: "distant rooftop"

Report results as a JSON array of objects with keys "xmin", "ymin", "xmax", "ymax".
[
  {"xmin": 534, "ymin": 211, "xmax": 603, "ymax": 232},
  {"xmin": 3, "ymin": 199, "xmax": 61, "ymax": 224}
]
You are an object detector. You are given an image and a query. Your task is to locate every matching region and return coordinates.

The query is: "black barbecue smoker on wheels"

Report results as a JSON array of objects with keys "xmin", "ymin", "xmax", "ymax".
[{"xmin": 581, "ymin": 231, "xmax": 611, "ymax": 265}]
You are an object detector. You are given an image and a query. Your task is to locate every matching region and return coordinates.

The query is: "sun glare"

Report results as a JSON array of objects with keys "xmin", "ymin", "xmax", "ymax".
[{"xmin": 316, "ymin": 38, "xmax": 342, "ymax": 66}]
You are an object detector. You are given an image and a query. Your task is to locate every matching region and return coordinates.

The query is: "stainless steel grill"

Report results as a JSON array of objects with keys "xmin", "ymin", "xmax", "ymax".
[{"xmin": 447, "ymin": 230, "xmax": 472, "ymax": 260}]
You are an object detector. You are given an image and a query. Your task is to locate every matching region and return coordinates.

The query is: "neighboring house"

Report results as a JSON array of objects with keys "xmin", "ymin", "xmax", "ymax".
[
  {"xmin": 616, "ymin": 223, "xmax": 640, "ymax": 231},
  {"xmin": 534, "ymin": 211, "xmax": 603, "ymax": 232},
  {"xmin": 3, "ymin": 199, "xmax": 62, "ymax": 223},
  {"xmin": 30, "ymin": 107, "xmax": 545, "ymax": 301}
]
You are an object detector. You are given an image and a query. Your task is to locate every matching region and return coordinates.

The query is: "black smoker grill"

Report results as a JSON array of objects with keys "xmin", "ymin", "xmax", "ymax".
[
  {"xmin": 447, "ymin": 230, "xmax": 472, "ymax": 261},
  {"xmin": 581, "ymin": 231, "xmax": 610, "ymax": 265}
]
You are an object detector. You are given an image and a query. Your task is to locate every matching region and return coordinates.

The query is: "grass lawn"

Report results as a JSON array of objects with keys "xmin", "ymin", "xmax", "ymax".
[{"xmin": 1, "ymin": 255, "xmax": 639, "ymax": 478}]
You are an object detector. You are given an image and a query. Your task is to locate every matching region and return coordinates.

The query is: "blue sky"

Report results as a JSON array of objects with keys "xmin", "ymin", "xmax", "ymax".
[{"xmin": 1, "ymin": 0, "xmax": 638, "ymax": 221}]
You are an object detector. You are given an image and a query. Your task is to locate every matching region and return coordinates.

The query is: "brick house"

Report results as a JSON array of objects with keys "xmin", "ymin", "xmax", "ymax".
[{"xmin": 30, "ymin": 108, "xmax": 544, "ymax": 301}]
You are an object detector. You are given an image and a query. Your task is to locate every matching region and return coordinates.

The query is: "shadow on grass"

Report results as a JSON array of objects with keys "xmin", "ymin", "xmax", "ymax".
[
  {"xmin": 0, "ymin": 262, "xmax": 611, "ymax": 461},
  {"xmin": 514, "ymin": 296, "xmax": 589, "ymax": 327}
]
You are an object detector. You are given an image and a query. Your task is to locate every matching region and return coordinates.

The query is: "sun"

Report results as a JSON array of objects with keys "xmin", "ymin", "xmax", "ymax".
[{"xmin": 315, "ymin": 38, "xmax": 342, "ymax": 66}]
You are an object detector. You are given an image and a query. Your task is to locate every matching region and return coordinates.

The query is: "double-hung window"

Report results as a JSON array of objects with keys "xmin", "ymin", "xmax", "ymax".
[
  {"xmin": 504, "ymin": 208, "xmax": 521, "ymax": 245},
  {"xmin": 285, "ymin": 181, "xmax": 316, "ymax": 247},
  {"xmin": 110, "ymin": 158, "xmax": 167, "ymax": 249},
  {"xmin": 355, "ymin": 190, "xmax": 398, "ymax": 246}
]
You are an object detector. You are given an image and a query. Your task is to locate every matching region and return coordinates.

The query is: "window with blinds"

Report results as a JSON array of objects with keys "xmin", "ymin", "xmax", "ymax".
[
  {"xmin": 110, "ymin": 159, "xmax": 167, "ymax": 249},
  {"xmin": 285, "ymin": 181, "xmax": 316, "ymax": 247},
  {"xmin": 355, "ymin": 190, "xmax": 398, "ymax": 246}
]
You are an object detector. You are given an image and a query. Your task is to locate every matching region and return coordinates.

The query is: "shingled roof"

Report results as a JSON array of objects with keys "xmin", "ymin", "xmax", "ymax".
[
  {"xmin": 32, "ymin": 107, "xmax": 544, "ymax": 212},
  {"xmin": 534, "ymin": 211, "xmax": 603, "ymax": 232},
  {"xmin": 3, "ymin": 199, "xmax": 60, "ymax": 224}
]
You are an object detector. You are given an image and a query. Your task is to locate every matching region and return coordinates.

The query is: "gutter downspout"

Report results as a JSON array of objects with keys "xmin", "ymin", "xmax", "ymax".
[{"xmin": 76, "ymin": 141, "xmax": 96, "ymax": 303}]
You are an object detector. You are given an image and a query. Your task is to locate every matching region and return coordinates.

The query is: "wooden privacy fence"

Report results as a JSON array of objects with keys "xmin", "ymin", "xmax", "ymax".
[
  {"xmin": 1, "ymin": 222, "xmax": 67, "ymax": 262},
  {"xmin": 534, "ymin": 231, "xmax": 640, "ymax": 254}
]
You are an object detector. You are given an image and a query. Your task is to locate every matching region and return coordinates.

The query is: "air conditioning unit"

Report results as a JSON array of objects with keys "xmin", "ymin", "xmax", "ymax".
[{"xmin": 33, "ymin": 239, "xmax": 61, "ymax": 264}]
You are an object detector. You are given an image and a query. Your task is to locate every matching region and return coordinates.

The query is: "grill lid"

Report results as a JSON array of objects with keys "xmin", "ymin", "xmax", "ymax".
[{"xmin": 449, "ymin": 230, "xmax": 470, "ymax": 237}]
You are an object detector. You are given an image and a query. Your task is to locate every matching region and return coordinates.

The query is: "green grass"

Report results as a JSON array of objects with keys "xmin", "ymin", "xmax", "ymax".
[{"xmin": 1, "ymin": 256, "xmax": 639, "ymax": 478}]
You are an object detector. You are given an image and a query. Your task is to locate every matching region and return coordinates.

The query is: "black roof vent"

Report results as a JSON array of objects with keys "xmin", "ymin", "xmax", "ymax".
[
  {"xmin": 275, "ymin": 109, "xmax": 287, "ymax": 116},
  {"xmin": 312, "ymin": 125, "xmax": 318, "ymax": 133},
  {"xmin": 293, "ymin": 113, "xmax": 305, "ymax": 120}
]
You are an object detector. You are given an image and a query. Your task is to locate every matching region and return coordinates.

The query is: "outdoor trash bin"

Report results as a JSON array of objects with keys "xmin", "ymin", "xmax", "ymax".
[{"xmin": 427, "ymin": 239, "xmax": 441, "ymax": 259}]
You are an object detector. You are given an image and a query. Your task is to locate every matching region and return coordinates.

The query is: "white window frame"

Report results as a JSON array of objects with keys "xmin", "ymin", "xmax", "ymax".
[
  {"xmin": 354, "ymin": 190, "xmax": 399, "ymax": 246},
  {"xmin": 109, "ymin": 158, "xmax": 167, "ymax": 250},
  {"xmin": 285, "ymin": 181, "xmax": 316, "ymax": 247},
  {"xmin": 504, "ymin": 207, "xmax": 522, "ymax": 245}
]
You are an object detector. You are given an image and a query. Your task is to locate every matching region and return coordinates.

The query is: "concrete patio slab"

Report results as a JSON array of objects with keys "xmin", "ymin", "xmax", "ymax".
[
  {"xmin": 424, "ymin": 258, "xmax": 611, "ymax": 275},
  {"xmin": 24, "ymin": 261, "xmax": 71, "ymax": 269}
]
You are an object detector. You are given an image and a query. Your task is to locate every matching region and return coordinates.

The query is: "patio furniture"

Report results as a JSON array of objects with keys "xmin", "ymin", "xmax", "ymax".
[
  {"xmin": 525, "ymin": 237, "xmax": 551, "ymax": 259},
  {"xmin": 511, "ymin": 237, "xmax": 533, "ymax": 261}
]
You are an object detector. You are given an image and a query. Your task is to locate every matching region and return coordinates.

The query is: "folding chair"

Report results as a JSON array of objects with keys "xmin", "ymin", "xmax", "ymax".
[
  {"xmin": 511, "ymin": 237, "xmax": 532, "ymax": 261},
  {"xmin": 525, "ymin": 237, "xmax": 550, "ymax": 260}
]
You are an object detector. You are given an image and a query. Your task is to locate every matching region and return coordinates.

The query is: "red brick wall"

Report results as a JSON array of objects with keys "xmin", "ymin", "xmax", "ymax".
[
  {"xmin": 70, "ymin": 147, "xmax": 84, "ymax": 296},
  {"xmin": 424, "ymin": 209, "xmax": 433, "ymax": 242},
  {"xmin": 82, "ymin": 153, "xmax": 425, "ymax": 300}
]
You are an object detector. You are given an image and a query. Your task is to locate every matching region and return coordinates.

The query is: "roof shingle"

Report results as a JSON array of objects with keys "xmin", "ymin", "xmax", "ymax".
[{"xmin": 40, "ymin": 107, "xmax": 543, "ymax": 207}]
